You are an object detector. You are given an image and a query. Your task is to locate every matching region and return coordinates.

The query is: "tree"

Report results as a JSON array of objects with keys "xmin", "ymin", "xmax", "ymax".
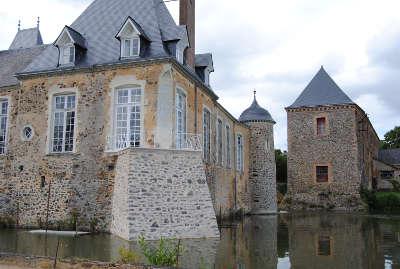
[
  {"xmin": 381, "ymin": 126, "xmax": 400, "ymax": 149},
  {"xmin": 275, "ymin": 149, "xmax": 287, "ymax": 183}
]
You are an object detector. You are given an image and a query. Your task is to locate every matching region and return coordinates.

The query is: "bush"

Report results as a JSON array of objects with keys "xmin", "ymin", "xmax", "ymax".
[
  {"xmin": 375, "ymin": 192, "xmax": 400, "ymax": 213},
  {"xmin": 118, "ymin": 246, "xmax": 140, "ymax": 264},
  {"xmin": 138, "ymin": 236, "xmax": 183, "ymax": 267}
]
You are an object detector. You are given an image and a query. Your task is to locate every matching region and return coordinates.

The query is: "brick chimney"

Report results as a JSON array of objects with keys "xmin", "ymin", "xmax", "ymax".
[{"xmin": 180, "ymin": 0, "xmax": 195, "ymax": 68}]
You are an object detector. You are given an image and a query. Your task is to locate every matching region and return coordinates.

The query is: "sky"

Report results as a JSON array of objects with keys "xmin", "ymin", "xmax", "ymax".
[{"xmin": 1, "ymin": 0, "xmax": 399, "ymax": 150}]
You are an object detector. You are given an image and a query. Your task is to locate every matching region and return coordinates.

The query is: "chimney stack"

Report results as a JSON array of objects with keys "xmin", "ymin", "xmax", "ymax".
[{"xmin": 180, "ymin": 0, "xmax": 195, "ymax": 68}]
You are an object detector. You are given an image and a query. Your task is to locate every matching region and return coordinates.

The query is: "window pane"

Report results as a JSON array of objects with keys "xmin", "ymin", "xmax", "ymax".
[
  {"xmin": 226, "ymin": 126, "xmax": 231, "ymax": 168},
  {"xmin": 217, "ymin": 120, "xmax": 223, "ymax": 165},
  {"xmin": 118, "ymin": 90, "xmax": 129, "ymax": 104},
  {"xmin": 0, "ymin": 101, "xmax": 7, "ymax": 154},
  {"xmin": 69, "ymin": 46, "xmax": 75, "ymax": 63},
  {"xmin": 317, "ymin": 236, "xmax": 332, "ymax": 256},
  {"xmin": 317, "ymin": 117, "xmax": 326, "ymax": 135},
  {"xmin": 203, "ymin": 109, "xmax": 211, "ymax": 161},
  {"xmin": 316, "ymin": 166, "xmax": 329, "ymax": 182},
  {"xmin": 64, "ymin": 111, "xmax": 75, "ymax": 152},
  {"xmin": 52, "ymin": 112, "xmax": 64, "ymax": 152},
  {"xmin": 67, "ymin": 95, "xmax": 76, "ymax": 109},
  {"xmin": 237, "ymin": 135, "xmax": 244, "ymax": 172},
  {"xmin": 132, "ymin": 38, "xmax": 139, "ymax": 56},
  {"xmin": 124, "ymin": 39, "xmax": 131, "ymax": 57},
  {"xmin": 1, "ymin": 102, "xmax": 8, "ymax": 115},
  {"xmin": 55, "ymin": 96, "xmax": 65, "ymax": 109}
]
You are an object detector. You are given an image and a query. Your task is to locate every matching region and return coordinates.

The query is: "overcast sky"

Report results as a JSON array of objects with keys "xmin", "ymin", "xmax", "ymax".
[{"xmin": 1, "ymin": 0, "xmax": 399, "ymax": 150}]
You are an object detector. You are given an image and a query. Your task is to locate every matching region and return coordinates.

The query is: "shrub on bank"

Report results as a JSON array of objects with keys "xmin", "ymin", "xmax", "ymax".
[{"xmin": 361, "ymin": 189, "xmax": 400, "ymax": 213}]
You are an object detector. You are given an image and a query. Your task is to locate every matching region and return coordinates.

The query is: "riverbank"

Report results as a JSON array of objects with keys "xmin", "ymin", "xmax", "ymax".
[{"xmin": 0, "ymin": 253, "xmax": 165, "ymax": 269}]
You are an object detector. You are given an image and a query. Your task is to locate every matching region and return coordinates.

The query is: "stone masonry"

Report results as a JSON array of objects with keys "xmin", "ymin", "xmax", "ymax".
[
  {"xmin": 111, "ymin": 147, "xmax": 219, "ymax": 240},
  {"xmin": 248, "ymin": 121, "xmax": 277, "ymax": 214}
]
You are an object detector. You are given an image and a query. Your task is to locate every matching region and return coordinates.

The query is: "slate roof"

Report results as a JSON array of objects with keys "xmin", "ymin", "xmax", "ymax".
[
  {"xmin": 22, "ymin": 0, "xmax": 187, "ymax": 74},
  {"xmin": 9, "ymin": 28, "xmax": 43, "ymax": 50},
  {"xmin": 195, "ymin": 53, "xmax": 214, "ymax": 71},
  {"xmin": 288, "ymin": 67, "xmax": 354, "ymax": 109},
  {"xmin": 239, "ymin": 96, "xmax": 275, "ymax": 123},
  {"xmin": 379, "ymin": 149, "xmax": 400, "ymax": 165},
  {"xmin": 0, "ymin": 45, "xmax": 49, "ymax": 88}
]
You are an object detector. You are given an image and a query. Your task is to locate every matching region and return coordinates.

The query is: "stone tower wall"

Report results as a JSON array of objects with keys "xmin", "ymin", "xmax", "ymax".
[{"xmin": 248, "ymin": 121, "xmax": 277, "ymax": 214}]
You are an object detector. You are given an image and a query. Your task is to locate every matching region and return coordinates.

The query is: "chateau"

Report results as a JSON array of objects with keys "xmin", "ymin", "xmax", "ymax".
[
  {"xmin": 0, "ymin": 0, "xmax": 277, "ymax": 240},
  {"xmin": 286, "ymin": 67, "xmax": 382, "ymax": 210}
]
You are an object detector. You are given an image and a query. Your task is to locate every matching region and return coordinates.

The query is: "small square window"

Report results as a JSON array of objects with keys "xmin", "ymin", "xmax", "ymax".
[
  {"xmin": 121, "ymin": 38, "xmax": 140, "ymax": 58},
  {"xmin": 316, "ymin": 166, "xmax": 329, "ymax": 182},
  {"xmin": 317, "ymin": 117, "xmax": 326, "ymax": 135}
]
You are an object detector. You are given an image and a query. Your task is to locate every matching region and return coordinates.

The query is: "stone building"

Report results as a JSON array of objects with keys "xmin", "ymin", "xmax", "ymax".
[
  {"xmin": 286, "ymin": 67, "xmax": 380, "ymax": 210},
  {"xmin": 0, "ymin": 0, "xmax": 277, "ymax": 240},
  {"xmin": 374, "ymin": 148, "xmax": 400, "ymax": 190}
]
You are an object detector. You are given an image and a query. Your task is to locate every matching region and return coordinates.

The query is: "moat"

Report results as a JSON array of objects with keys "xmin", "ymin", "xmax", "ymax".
[{"xmin": 1, "ymin": 213, "xmax": 399, "ymax": 269}]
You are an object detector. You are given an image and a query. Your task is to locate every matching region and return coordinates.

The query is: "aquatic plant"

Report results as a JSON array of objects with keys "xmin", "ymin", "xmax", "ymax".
[
  {"xmin": 138, "ymin": 235, "xmax": 183, "ymax": 267},
  {"xmin": 118, "ymin": 246, "xmax": 140, "ymax": 264}
]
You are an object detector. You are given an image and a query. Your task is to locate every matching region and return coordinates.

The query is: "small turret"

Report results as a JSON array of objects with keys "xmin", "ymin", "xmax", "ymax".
[{"xmin": 240, "ymin": 91, "xmax": 277, "ymax": 214}]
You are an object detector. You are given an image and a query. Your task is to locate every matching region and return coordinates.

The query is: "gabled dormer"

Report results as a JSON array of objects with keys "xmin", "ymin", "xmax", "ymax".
[
  {"xmin": 54, "ymin": 26, "xmax": 86, "ymax": 66},
  {"xmin": 195, "ymin": 54, "xmax": 214, "ymax": 87},
  {"xmin": 116, "ymin": 17, "xmax": 150, "ymax": 59}
]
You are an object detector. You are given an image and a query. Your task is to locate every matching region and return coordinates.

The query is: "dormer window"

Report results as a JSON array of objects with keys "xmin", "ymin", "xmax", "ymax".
[
  {"xmin": 54, "ymin": 26, "xmax": 86, "ymax": 67},
  {"xmin": 60, "ymin": 45, "xmax": 75, "ymax": 65},
  {"xmin": 116, "ymin": 17, "xmax": 150, "ymax": 59},
  {"xmin": 121, "ymin": 37, "xmax": 140, "ymax": 58}
]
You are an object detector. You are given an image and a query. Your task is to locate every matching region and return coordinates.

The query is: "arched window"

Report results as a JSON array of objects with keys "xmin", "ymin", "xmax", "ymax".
[{"xmin": 175, "ymin": 88, "xmax": 187, "ymax": 149}]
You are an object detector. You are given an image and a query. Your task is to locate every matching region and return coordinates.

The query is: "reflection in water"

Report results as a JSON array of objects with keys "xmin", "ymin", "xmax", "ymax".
[{"xmin": 0, "ymin": 214, "xmax": 399, "ymax": 269}]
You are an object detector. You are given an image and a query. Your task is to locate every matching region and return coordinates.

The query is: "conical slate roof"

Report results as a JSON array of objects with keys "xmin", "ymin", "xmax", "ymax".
[
  {"xmin": 239, "ymin": 94, "xmax": 275, "ymax": 123},
  {"xmin": 288, "ymin": 67, "xmax": 354, "ymax": 108}
]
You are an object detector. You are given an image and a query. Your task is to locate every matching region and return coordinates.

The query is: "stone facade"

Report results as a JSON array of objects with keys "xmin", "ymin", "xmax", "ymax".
[
  {"xmin": 286, "ymin": 105, "xmax": 380, "ymax": 210},
  {"xmin": 111, "ymin": 148, "xmax": 219, "ymax": 240},
  {"xmin": 247, "ymin": 121, "xmax": 277, "ymax": 214}
]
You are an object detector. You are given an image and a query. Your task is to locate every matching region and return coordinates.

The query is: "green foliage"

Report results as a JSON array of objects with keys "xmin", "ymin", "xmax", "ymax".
[
  {"xmin": 118, "ymin": 246, "xmax": 140, "ymax": 264},
  {"xmin": 0, "ymin": 216, "xmax": 16, "ymax": 228},
  {"xmin": 89, "ymin": 217, "xmax": 99, "ymax": 233},
  {"xmin": 275, "ymin": 149, "xmax": 287, "ymax": 184},
  {"xmin": 361, "ymin": 188, "xmax": 400, "ymax": 213},
  {"xmin": 388, "ymin": 179, "xmax": 400, "ymax": 192},
  {"xmin": 138, "ymin": 235, "xmax": 183, "ymax": 267},
  {"xmin": 381, "ymin": 126, "xmax": 400, "ymax": 149}
]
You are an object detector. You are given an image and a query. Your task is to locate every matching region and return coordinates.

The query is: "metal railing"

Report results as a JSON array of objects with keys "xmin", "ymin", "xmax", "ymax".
[{"xmin": 106, "ymin": 133, "xmax": 202, "ymax": 152}]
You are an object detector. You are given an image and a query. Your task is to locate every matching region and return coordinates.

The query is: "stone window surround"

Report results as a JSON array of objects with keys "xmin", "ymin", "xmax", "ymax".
[
  {"xmin": 225, "ymin": 122, "xmax": 232, "ymax": 169},
  {"xmin": 107, "ymin": 75, "xmax": 146, "ymax": 152},
  {"xmin": 216, "ymin": 115, "xmax": 223, "ymax": 167},
  {"xmin": 313, "ymin": 163, "xmax": 333, "ymax": 183},
  {"xmin": 21, "ymin": 124, "xmax": 35, "ymax": 142},
  {"xmin": 175, "ymin": 86, "xmax": 188, "ymax": 149},
  {"xmin": 0, "ymin": 96, "xmax": 10, "ymax": 156},
  {"xmin": 314, "ymin": 113, "xmax": 329, "ymax": 137},
  {"xmin": 46, "ymin": 87, "xmax": 79, "ymax": 155}
]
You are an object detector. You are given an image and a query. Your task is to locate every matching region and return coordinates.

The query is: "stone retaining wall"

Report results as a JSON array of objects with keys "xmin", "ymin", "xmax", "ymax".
[{"xmin": 111, "ymin": 148, "xmax": 220, "ymax": 240}]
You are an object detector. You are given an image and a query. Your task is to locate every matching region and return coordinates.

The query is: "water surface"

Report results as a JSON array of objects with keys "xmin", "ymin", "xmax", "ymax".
[{"xmin": 0, "ymin": 213, "xmax": 399, "ymax": 269}]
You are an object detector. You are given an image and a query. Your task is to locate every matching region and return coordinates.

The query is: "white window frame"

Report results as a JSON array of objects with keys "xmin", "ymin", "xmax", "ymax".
[
  {"xmin": 59, "ymin": 44, "xmax": 75, "ymax": 65},
  {"xmin": 236, "ymin": 133, "xmax": 244, "ymax": 172},
  {"xmin": 112, "ymin": 86, "xmax": 143, "ymax": 150},
  {"xmin": 0, "ymin": 98, "xmax": 10, "ymax": 155},
  {"xmin": 175, "ymin": 87, "xmax": 187, "ymax": 149},
  {"xmin": 121, "ymin": 37, "xmax": 140, "ymax": 58},
  {"xmin": 50, "ymin": 93, "xmax": 77, "ymax": 153},
  {"xmin": 203, "ymin": 107, "xmax": 211, "ymax": 162},
  {"xmin": 225, "ymin": 123, "xmax": 231, "ymax": 168},
  {"xmin": 216, "ymin": 117, "xmax": 223, "ymax": 166}
]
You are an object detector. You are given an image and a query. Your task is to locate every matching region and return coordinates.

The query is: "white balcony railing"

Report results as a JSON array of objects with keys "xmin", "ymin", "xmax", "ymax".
[{"xmin": 106, "ymin": 133, "xmax": 202, "ymax": 152}]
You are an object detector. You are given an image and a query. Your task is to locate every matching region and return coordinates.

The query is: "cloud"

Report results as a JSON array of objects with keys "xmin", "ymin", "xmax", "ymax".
[{"xmin": 1, "ymin": 0, "xmax": 400, "ymax": 149}]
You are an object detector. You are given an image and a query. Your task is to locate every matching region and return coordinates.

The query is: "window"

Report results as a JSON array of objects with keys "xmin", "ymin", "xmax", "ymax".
[
  {"xmin": 317, "ymin": 236, "xmax": 332, "ymax": 256},
  {"xmin": 51, "ymin": 94, "xmax": 76, "ymax": 153},
  {"xmin": 114, "ymin": 87, "xmax": 141, "ymax": 149},
  {"xmin": 317, "ymin": 117, "xmax": 326, "ymax": 136},
  {"xmin": 236, "ymin": 134, "xmax": 244, "ymax": 172},
  {"xmin": 226, "ymin": 125, "xmax": 231, "ymax": 168},
  {"xmin": 203, "ymin": 108, "xmax": 211, "ymax": 162},
  {"xmin": 22, "ymin": 126, "xmax": 34, "ymax": 141},
  {"xmin": 381, "ymin": 171, "xmax": 394, "ymax": 179},
  {"xmin": 316, "ymin": 166, "xmax": 329, "ymax": 183},
  {"xmin": 121, "ymin": 37, "xmax": 140, "ymax": 58},
  {"xmin": 0, "ymin": 100, "xmax": 8, "ymax": 154},
  {"xmin": 217, "ymin": 119, "xmax": 223, "ymax": 165},
  {"xmin": 60, "ymin": 45, "xmax": 75, "ymax": 65},
  {"xmin": 176, "ymin": 89, "xmax": 187, "ymax": 149}
]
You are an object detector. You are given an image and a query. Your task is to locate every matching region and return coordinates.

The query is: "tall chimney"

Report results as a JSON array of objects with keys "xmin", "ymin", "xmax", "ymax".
[{"xmin": 180, "ymin": 0, "xmax": 195, "ymax": 68}]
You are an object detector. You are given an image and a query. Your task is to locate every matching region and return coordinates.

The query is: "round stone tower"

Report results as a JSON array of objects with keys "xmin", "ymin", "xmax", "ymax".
[{"xmin": 239, "ymin": 91, "xmax": 277, "ymax": 214}]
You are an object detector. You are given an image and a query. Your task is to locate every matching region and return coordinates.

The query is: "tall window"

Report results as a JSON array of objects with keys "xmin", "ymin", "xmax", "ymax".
[
  {"xmin": 203, "ymin": 108, "xmax": 211, "ymax": 162},
  {"xmin": 176, "ymin": 89, "xmax": 187, "ymax": 149},
  {"xmin": 0, "ymin": 100, "xmax": 8, "ymax": 154},
  {"xmin": 226, "ymin": 125, "xmax": 231, "ymax": 168},
  {"xmin": 121, "ymin": 37, "xmax": 140, "ymax": 58},
  {"xmin": 317, "ymin": 117, "xmax": 326, "ymax": 136},
  {"xmin": 316, "ymin": 166, "xmax": 329, "ymax": 182},
  {"xmin": 51, "ymin": 94, "xmax": 76, "ymax": 153},
  {"xmin": 217, "ymin": 119, "xmax": 223, "ymax": 165},
  {"xmin": 114, "ymin": 87, "xmax": 141, "ymax": 149},
  {"xmin": 60, "ymin": 45, "xmax": 75, "ymax": 65},
  {"xmin": 236, "ymin": 134, "xmax": 244, "ymax": 172}
]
